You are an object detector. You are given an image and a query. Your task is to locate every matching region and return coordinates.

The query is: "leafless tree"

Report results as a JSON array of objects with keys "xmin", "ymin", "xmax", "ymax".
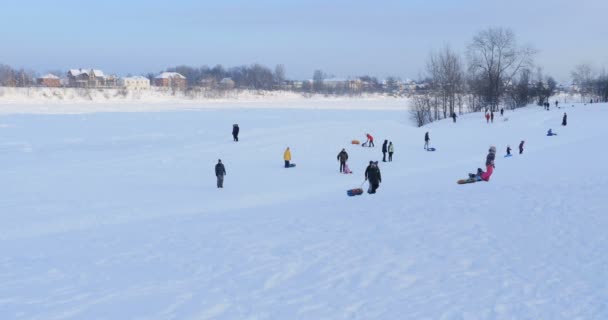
[
  {"xmin": 571, "ymin": 63, "xmax": 594, "ymax": 101},
  {"xmin": 426, "ymin": 46, "xmax": 465, "ymax": 119},
  {"xmin": 274, "ymin": 64, "xmax": 286, "ymax": 87},
  {"xmin": 467, "ymin": 27, "xmax": 535, "ymax": 111}
]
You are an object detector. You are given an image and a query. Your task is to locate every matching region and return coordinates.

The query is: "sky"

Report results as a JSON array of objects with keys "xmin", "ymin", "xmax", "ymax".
[{"xmin": 1, "ymin": 0, "xmax": 607, "ymax": 82}]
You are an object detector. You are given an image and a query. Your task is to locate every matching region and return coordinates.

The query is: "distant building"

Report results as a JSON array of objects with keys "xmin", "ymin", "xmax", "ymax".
[
  {"xmin": 67, "ymin": 69, "xmax": 111, "ymax": 88},
  {"xmin": 219, "ymin": 77, "xmax": 235, "ymax": 90},
  {"xmin": 154, "ymin": 72, "xmax": 187, "ymax": 89},
  {"xmin": 119, "ymin": 76, "xmax": 150, "ymax": 90},
  {"xmin": 37, "ymin": 74, "xmax": 61, "ymax": 87}
]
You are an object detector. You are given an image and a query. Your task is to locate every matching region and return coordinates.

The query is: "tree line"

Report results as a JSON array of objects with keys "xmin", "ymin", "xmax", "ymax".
[{"xmin": 410, "ymin": 27, "xmax": 607, "ymax": 127}]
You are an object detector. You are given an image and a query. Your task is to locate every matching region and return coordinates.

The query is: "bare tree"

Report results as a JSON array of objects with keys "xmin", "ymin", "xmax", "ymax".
[
  {"xmin": 467, "ymin": 27, "xmax": 535, "ymax": 111},
  {"xmin": 571, "ymin": 63, "xmax": 594, "ymax": 101},
  {"xmin": 426, "ymin": 46, "xmax": 465, "ymax": 119},
  {"xmin": 313, "ymin": 70, "xmax": 325, "ymax": 93},
  {"xmin": 274, "ymin": 64, "xmax": 286, "ymax": 87}
]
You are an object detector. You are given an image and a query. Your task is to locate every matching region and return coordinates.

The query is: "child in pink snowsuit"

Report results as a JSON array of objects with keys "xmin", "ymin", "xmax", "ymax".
[
  {"xmin": 343, "ymin": 163, "xmax": 352, "ymax": 174},
  {"xmin": 479, "ymin": 164, "xmax": 494, "ymax": 181}
]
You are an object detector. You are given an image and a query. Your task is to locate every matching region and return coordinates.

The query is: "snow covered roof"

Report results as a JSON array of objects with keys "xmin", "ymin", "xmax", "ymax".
[
  {"xmin": 68, "ymin": 69, "xmax": 105, "ymax": 78},
  {"xmin": 40, "ymin": 74, "xmax": 59, "ymax": 79},
  {"xmin": 155, "ymin": 72, "xmax": 186, "ymax": 79},
  {"xmin": 122, "ymin": 76, "xmax": 149, "ymax": 81}
]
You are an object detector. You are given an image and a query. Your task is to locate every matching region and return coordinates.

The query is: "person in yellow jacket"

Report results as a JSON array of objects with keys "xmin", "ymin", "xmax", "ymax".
[{"xmin": 284, "ymin": 147, "xmax": 292, "ymax": 168}]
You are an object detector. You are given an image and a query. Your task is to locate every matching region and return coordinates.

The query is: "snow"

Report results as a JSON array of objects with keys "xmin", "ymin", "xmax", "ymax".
[
  {"xmin": 155, "ymin": 72, "xmax": 186, "ymax": 79},
  {"xmin": 0, "ymin": 101, "xmax": 607, "ymax": 319}
]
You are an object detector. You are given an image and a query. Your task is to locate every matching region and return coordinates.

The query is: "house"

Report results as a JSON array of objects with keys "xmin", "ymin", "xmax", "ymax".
[
  {"xmin": 219, "ymin": 77, "xmax": 235, "ymax": 90},
  {"xmin": 37, "ymin": 74, "xmax": 61, "ymax": 87},
  {"xmin": 154, "ymin": 72, "xmax": 187, "ymax": 89},
  {"xmin": 119, "ymin": 76, "xmax": 150, "ymax": 90},
  {"xmin": 67, "ymin": 69, "xmax": 108, "ymax": 88}
]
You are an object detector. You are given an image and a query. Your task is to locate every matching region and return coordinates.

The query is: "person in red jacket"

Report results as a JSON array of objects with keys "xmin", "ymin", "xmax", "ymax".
[
  {"xmin": 485, "ymin": 113, "xmax": 490, "ymax": 123},
  {"xmin": 364, "ymin": 133, "xmax": 375, "ymax": 147}
]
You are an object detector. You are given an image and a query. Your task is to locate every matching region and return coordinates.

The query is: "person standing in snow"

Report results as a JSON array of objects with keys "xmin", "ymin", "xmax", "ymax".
[
  {"xmin": 388, "ymin": 142, "xmax": 394, "ymax": 162},
  {"xmin": 555, "ymin": 100, "xmax": 559, "ymax": 108},
  {"xmin": 506, "ymin": 145, "xmax": 512, "ymax": 156},
  {"xmin": 382, "ymin": 140, "xmax": 388, "ymax": 162},
  {"xmin": 364, "ymin": 133, "xmax": 375, "ymax": 147},
  {"xmin": 562, "ymin": 112, "xmax": 567, "ymax": 126},
  {"xmin": 486, "ymin": 146, "xmax": 496, "ymax": 167},
  {"xmin": 232, "ymin": 124, "xmax": 240, "ymax": 142},
  {"xmin": 500, "ymin": 108, "xmax": 504, "ymax": 116},
  {"xmin": 452, "ymin": 112, "xmax": 457, "ymax": 123},
  {"xmin": 337, "ymin": 148, "xmax": 349, "ymax": 173},
  {"xmin": 485, "ymin": 112, "xmax": 490, "ymax": 123},
  {"xmin": 365, "ymin": 161, "xmax": 382, "ymax": 194},
  {"xmin": 215, "ymin": 159, "xmax": 226, "ymax": 188},
  {"xmin": 424, "ymin": 132, "xmax": 430, "ymax": 149},
  {"xmin": 519, "ymin": 140, "xmax": 525, "ymax": 154},
  {"xmin": 284, "ymin": 147, "xmax": 292, "ymax": 168},
  {"xmin": 490, "ymin": 111, "xmax": 494, "ymax": 123}
]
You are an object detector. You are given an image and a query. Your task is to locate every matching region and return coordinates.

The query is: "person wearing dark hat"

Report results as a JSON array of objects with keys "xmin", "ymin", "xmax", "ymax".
[
  {"xmin": 519, "ymin": 140, "xmax": 525, "ymax": 154},
  {"xmin": 215, "ymin": 159, "xmax": 226, "ymax": 188},
  {"xmin": 232, "ymin": 124, "xmax": 240, "ymax": 141},
  {"xmin": 366, "ymin": 161, "xmax": 382, "ymax": 194},
  {"xmin": 562, "ymin": 112, "xmax": 567, "ymax": 126},
  {"xmin": 337, "ymin": 148, "xmax": 349, "ymax": 173},
  {"xmin": 382, "ymin": 140, "xmax": 388, "ymax": 162}
]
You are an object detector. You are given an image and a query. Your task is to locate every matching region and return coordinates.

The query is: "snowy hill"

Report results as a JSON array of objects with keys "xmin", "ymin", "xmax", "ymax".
[{"xmin": 1, "ymin": 103, "xmax": 607, "ymax": 319}]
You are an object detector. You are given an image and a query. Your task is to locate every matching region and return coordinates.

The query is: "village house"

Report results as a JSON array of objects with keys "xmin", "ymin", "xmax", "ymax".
[
  {"xmin": 37, "ymin": 74, "xmax": 61, "ymax": 87},
  {"xmin": 119, "ymin": 76, "xmax": 151, "ymax": 90},
  {"xmin": 67, "ymin": 69, "xmax": 109, "ymax": 88},
  {"xmin": 154, "ymin": 72, "xmax": 187, "ymax": 89}
]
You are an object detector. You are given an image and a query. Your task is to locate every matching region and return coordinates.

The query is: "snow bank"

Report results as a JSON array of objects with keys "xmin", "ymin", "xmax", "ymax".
[{"xmin": 0, "ymin": 87, "xmax": 411, "ymax": 114}]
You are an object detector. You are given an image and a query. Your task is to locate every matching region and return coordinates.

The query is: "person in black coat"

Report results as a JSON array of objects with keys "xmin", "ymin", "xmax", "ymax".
[
  {"xmin": 519, "ymin": 140, "xmax": 525, "ymax": 154},
  {"xmin": 337, "ymin": 148, "xmax": 349, "ymax": 172},
  {"xmin": 452, "ymin": 112, "xmax": 457, "ymax": 123},
  {"xmin": 215, "ymin": 159, "xmax": 226, "ymax": 188},
  {"xmin": 562, "ymin": 112, "xmax": 567, "ymax": 126},
  {"xmin": 382, "ymin": 140, "xmax": 388, "ymax": 162},
  {"xmin": 424, "ymin": 132, "xmax": 430, "ymax": 149},
  {"xmin": 365, "ymin": 161, "xmax": 382, "ymax": 194},
  {"xmin": 232, "ymin": 124, "xmax": 240, "ymax": 142}
]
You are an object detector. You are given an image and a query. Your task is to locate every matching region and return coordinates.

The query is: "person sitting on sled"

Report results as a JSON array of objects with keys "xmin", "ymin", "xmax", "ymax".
[
  {"xmin": 547, "ymin": 129, "xmax": 556, "ymax": 136},
  {"xmin": 343, "ymin": 162, "xmax": 352, "ymax": 174},
  {"xmin": 469, "ymin": 165, "xmax": 494, "ymax": 182}
]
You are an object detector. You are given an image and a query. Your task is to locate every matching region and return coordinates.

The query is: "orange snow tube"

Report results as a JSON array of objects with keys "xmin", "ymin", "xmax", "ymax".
[{"xmin": 351, "ymin": 140, "xmax": 360, "ymax": 145}]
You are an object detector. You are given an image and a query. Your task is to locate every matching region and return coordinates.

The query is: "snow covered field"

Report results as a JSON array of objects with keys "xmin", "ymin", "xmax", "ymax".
[{"xmin": 1, "ymin": 102, "xmax": 607, "ymax": 319}]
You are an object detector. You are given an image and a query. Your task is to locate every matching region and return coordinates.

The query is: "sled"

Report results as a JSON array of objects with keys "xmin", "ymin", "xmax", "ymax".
[
  {"xmin": 289, "ymin": 164, "xmax": 296, "ymax": 168},
  {"xmin": 457, "ymin": 178, "xmax": 477, "ymax": 184},
  {"xmin": 426, "ymin": 147, "xmax": 436, "ymax": 151},
  {"xmin": 547, "ymin": 133, "xmax": 557, "ymax": 136},
  {"xmin": 347, "ymin": 188, "xmax": 364, "ymax": 196},
  {"xmin": 504, "ymin": 154, "xmax": 512, "ymax": 158},
  {"xmin": 351, "ymin": 140, "xmax": 360, "ymax": 145}
]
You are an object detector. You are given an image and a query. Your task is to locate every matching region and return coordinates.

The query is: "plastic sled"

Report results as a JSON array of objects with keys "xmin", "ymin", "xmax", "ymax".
[
  {"xmin": 504, "ymin": 154, "xmax": 512, "ymax": 158},
  {"xmin": 351, "ymin": 140, "xmax": 360, "ymax": 145},
  {"xmin": 426, "ymin": 147, "xmax": 436, "ymax": 151},
  {"xmin": 347, "ymin": 188, "xmax": 364, "ymax": 196}
]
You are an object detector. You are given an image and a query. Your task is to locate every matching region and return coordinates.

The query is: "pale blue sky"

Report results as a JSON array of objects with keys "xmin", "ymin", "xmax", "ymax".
[{"xmin": 2, "ymin": 0, "xmax": 607, "ymax": 81}]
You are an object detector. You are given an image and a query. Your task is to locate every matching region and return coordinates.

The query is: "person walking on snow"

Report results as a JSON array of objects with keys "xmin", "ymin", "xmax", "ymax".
[
  {"xmin": 500, "ymin": 108, "xmax": 504, "ymax": 116},
  {"xmin": 555, "ymin": 100, "xmax": 559, "ymax": 108},
  {"xmin": 388, "ymin": 142, "xmax": 394, "ymax": 162},
  {"xmin": 562, "ymin": 112, "xmax": 567, "ymax": 126},
  {"xmin": 215, "ymin": 159, "xmax": 226, "ymax": 188},
  {"xmin": 519, "ymin": 140, "xmax": 525, "ymax": 154},
  {"xmin": 232, "ymin": 124, "xmax": 240, "ymax": 142},
  {"xmin": 283, "ymin": 147, "xmax": 292, "ymax": 168},
  {"xmin": 337, "ymin": 148, "xmax": 349, "ymax": 173},
  {"xmin": 364, "ymin": 133, "xmax": 375, "ymax": 147},
  {"xmin": 382, "ymin": 140, "xmax": 388, "ymax": 162},
  {"xmin": 424, "ymin": 132, "xmax": 430, "ymax": 149},
  {"xmin": 452, "ymin": 112, "xmax": 457, "ymax": 123},
  {"xmin": 485, "ymin": 112, "xmax": 490, "ymax": 123},
  {"xmin": 506, "ymin": 145, "xmax": 511, "ymax": 156},
  {"xmin": 365, "ymin": 161, "xmax": 382, "ymax": 194}
]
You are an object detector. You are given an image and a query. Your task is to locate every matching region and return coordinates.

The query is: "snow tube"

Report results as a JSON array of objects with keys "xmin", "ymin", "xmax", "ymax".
[
  {"xmin": 351, "ymin": 140, "xmax": 360, "ymax": 145},
  {"xmin": 426, "ymin": 147, "xmax": 436, "ymax": 151},
  {"xmin": 347, "ymin": 188, "xmax": 363, "ymax": 196}
]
